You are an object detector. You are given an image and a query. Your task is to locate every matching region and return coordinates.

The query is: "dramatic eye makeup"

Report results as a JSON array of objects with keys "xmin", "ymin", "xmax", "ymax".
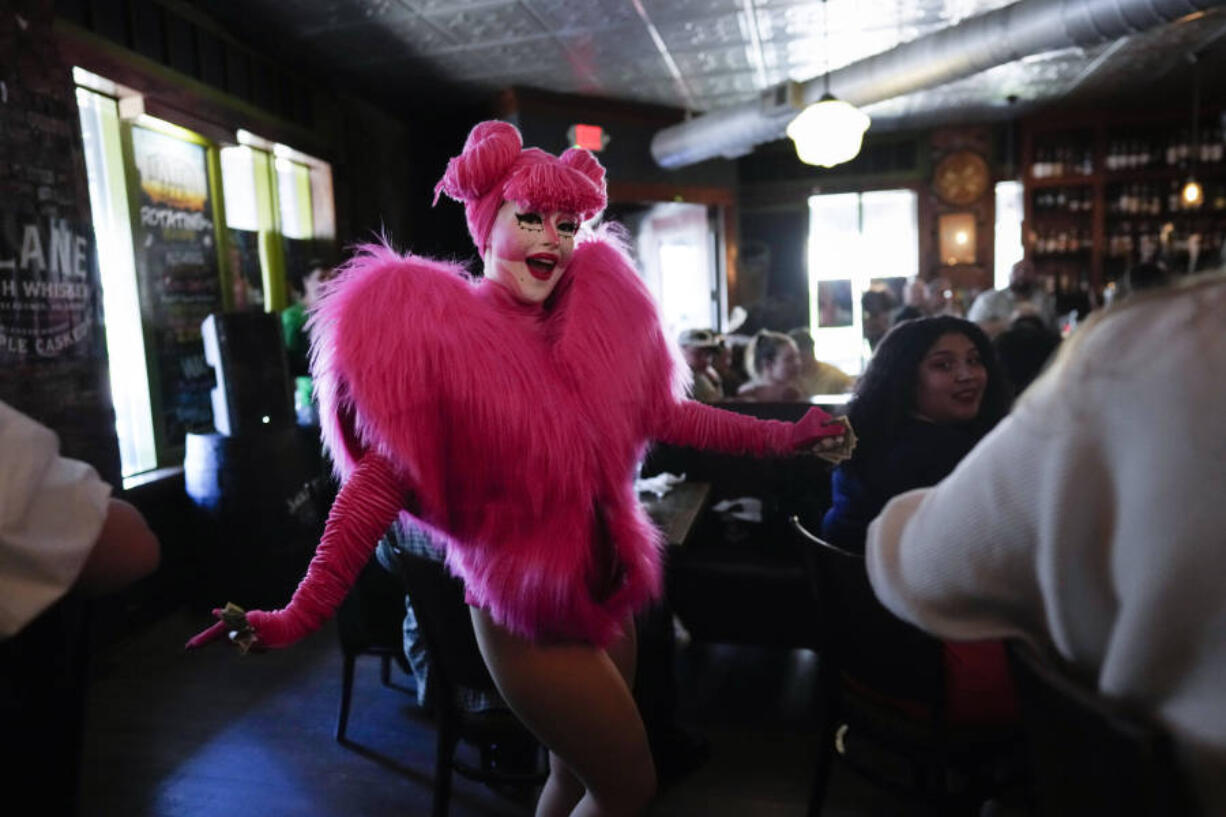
[
  {"xmin": 515, "ymin": 212, "xmax": 544, "ymax": 230},
  {"xmin": 514, "ymin": 211, "xmax": 578, "ymax": 238}
]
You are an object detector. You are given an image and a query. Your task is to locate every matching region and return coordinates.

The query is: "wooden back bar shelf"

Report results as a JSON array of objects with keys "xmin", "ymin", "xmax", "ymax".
[{"xmin": 1021, "ymin": 109, "xmax": 1226, "ymax": 304}]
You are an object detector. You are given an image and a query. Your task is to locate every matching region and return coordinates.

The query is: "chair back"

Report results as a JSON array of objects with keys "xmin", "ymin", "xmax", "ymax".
[
  {"xmin": 390, "ymin": 549, "xmax": 499, "ymax": 700},
  {"xmin": 336, "ymin": 557, "xmax": 408, "ymax": 657},
  {"xmin": 371, "ymin": 527, "xmax": 545, "ymax": 817},
  {"xmin": 789, "ymin": 516, "xmax": 943, "ymax": 706},
  {"xmin": 1006, "ymin": 641, "xmax": 1201, "ymax": 816}
]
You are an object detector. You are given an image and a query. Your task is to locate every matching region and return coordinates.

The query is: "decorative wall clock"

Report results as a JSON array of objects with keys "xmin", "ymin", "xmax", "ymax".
[{"xmin": 933, "ymin": 150, "xmax": 990, "ymax": 206}]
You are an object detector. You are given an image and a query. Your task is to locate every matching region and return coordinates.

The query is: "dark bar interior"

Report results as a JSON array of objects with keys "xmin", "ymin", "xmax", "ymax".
[{"xmin": 3, "ymin": 1, "xmax": 1225, "ymax": 815}]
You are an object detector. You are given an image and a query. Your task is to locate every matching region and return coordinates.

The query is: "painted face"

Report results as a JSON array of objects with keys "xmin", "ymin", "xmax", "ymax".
[
  {"xmin": 914, "ymin": 332, "xmax": 988, "ymax": 424},
  {"xmin": 484, "ymin": 201, "xmax": 579, "ymax": 304},
  {"xmin": 766, "ymin": 341, "xmax": 802, "ymax": 384}
]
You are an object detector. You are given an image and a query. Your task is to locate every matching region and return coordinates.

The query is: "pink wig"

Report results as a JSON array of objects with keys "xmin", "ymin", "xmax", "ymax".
[{"xmin": 433, "ymin": 120, "xmax": 607, "ymax": 254}]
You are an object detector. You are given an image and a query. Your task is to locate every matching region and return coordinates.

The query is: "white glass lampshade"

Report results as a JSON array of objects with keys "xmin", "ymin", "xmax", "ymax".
[{"xmin": 786, "ymin": 94, "xmax": 871, "ymax": 168}]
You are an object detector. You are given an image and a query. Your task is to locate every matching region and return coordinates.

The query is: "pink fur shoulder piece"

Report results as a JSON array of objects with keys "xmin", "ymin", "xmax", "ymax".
[{"xmin": 307, "ymin": 234, "xmax": 685, "ymax": 644}]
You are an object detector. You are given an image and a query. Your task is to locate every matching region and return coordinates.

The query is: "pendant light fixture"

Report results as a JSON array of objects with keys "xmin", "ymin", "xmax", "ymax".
[{"xmin": 786, "ymin": 0, "xmax": 870, "ymax": 168}]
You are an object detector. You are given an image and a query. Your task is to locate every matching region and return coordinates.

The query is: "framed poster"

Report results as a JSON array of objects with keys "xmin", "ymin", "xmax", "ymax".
[{"xmin": 129, "ymin": 124, "xmax": 223, "ymax": 452}]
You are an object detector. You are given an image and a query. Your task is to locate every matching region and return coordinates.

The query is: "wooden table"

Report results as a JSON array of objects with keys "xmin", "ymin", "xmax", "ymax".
[{"xmin": 641, "ymin": 481, "xmax": 711, "ymax": 548}]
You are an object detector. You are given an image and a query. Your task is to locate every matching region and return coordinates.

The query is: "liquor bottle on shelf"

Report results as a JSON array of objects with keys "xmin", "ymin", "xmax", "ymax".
[
  {"xmin": 1032, "ymin": 146, "xmax": 1048, "ymax": 179},
  {"xmin": 1032, "ymin": 136, "xmax": 1094, "ymax": 179},
  {"xmin": 1212, "ymin": 182, "xmax": 1226, "ymax": 212},
  {"xmin": 1208, "ymin": 127, "xmax": 1224, "ymax": 163},
  {"xmin": 1078, "ymin": 146, "xmax": 1093, "ymax": 176}
]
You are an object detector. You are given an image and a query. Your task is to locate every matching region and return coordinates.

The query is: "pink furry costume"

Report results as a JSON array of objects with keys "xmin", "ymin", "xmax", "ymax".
[{"xmin": 188, "ymin": 121, "xmax": 845, "ymax": 651}]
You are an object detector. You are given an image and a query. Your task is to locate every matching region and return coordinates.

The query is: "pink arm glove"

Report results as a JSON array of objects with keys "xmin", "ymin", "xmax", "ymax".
[
  {"xmin": 653, "ymin": 402, "xmax": 845, "ymax": 456},
  {"xmin": 185, "ymin": 452, "xmax": 408, "ymax": 651}
]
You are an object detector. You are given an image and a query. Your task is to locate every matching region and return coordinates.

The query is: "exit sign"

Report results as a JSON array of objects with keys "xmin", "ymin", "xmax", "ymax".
[{"xmin": 569, "ymin": 123, "xmax": 607, "ymax": 152}]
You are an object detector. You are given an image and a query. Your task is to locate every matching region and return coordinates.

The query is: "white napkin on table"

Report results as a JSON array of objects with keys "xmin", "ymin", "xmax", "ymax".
[{"xmin": 634, "ymin": 471, "xmax": 686, "ymax": 498}]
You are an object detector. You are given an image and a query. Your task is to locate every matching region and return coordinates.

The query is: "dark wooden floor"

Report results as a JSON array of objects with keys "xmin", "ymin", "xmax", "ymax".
[{"xmin": 79, "ymin": 608, "xmax": 910, "ymax": 817}]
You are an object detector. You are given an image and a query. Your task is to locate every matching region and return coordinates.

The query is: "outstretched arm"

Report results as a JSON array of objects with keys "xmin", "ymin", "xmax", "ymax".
[
  {"xmin": 652, "ymin": 400, "xmax": 847, "ymax": 457},
  {"xmin": 186, "ymin": 452, "xmax": 409, "ymax": 651}
]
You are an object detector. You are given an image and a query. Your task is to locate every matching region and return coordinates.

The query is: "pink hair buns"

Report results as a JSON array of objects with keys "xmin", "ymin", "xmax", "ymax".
[{"xmin": 433, "ymin": 120, "xmax": 607, "ymax": 254}]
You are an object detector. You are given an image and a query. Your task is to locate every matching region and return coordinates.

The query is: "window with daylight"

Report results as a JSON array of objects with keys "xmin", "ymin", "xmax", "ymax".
[
  {"xmin": 76, "ymin": 82, "xmax": 157, "ymax": 477},
  {"xmin": 994, "ymin": 180, "xmax": 1025, "ymax": 290},
  {"xmin": 807, "ymin": 189, "xmax": 918, "ymax": 375}
]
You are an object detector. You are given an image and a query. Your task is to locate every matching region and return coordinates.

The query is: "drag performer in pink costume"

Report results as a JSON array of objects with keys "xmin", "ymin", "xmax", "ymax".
[{"xmin": 189, "ymin": 120, "xmax": 848, "ymax": 816}]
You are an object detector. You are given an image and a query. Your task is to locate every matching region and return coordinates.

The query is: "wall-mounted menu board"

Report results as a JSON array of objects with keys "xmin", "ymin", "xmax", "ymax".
[{"xmin": 129, "ymin": 125, "xmax": 222, "ymax": 450}]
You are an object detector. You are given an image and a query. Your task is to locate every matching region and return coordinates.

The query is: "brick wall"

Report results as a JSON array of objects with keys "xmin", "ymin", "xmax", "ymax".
[{"xmin": 0, "ymin": 0, "xmax": 120, "ymax": 484}]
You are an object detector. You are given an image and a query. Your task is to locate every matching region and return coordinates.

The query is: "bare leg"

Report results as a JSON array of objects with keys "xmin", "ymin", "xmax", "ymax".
[
  {"xmin": 538, "ymin": 617, "xmax": 641, "ymax": 816},
  {"xmin": 471, "ymin": 610, "xmax": 655, "ymax": 817}
]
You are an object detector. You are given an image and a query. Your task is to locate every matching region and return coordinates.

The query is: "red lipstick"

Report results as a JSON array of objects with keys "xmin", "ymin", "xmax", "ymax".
[{"xmin": 525, "ymin": 253, "xmax": 558, "ymax": 281}]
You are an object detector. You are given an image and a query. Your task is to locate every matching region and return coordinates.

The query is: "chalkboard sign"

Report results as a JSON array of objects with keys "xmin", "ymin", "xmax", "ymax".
[{"xmin": 129, "ymin": 125, "xmax": 223, "ymax": 450}]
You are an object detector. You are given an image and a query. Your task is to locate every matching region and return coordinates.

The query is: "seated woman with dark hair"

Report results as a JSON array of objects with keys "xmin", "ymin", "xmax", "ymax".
[{"xmin": 821, "ymin": 316, "xmax": 1017, "ymax": 725}]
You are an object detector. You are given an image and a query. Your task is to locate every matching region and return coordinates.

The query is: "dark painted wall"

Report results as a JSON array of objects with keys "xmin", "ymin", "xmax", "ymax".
[{"xmin": 329, "ymin": 97, "xmax": 484, "ymax": 262}]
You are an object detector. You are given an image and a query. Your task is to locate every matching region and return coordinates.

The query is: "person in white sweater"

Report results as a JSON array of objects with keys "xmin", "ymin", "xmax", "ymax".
[
  {"xmin": 865, "ymin": 273, "xmax": 1226, "ymax": 814},
  {"xmin": 1, "ymin": 400, "xmax": 160, "ymax": 637}
]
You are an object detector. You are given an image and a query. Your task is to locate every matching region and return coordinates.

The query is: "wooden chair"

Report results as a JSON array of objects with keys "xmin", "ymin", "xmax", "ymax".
[
  {"xmin": 334, "ymin": 557, "xmax": 415, "ymax": 742},
  {"xmin": 789, "ymin": 516, "xmax": 1027, "ymax": 816},
  {"xmin": 1006, "ymin": 640, "xmax": 1202, "ymax": 816},
  {"xmin": 380, "ymin": 538, "xmax": 547, "ymax": 817}
]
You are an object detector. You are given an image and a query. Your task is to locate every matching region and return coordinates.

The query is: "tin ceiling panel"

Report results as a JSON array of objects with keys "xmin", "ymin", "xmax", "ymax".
[
  {"xmin": 405, "ymin": 0, "xmax": 522, "ymax": 13},
  {"xmin": 639, "ymin": 0, "xmax": 745, "ymax": 24},
  {"xmin": 525, "ymin": 0, "xmax": 643, "ymax": 33},
  {"xmin": 300, "ymin": 17, "xmax": 453, "ymax": 67},
  {"xmin": 420, "ymin": 3, "xmax": 547, "ymax": 45},
  {"xmin": 188, "ymin": 0, "xmax": 1226, "ymax": 130},
  {"xmin": 656, "ymin": 13, "xmax": 750, "ymax": 51}
]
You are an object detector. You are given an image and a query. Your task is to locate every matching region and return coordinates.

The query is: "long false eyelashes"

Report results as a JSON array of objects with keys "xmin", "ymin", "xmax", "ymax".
[
  {"xmin": 515, "ymin": 213, "xmax": 544, "ymax": 233},
  {"xmin": 515, "ymin": 212, "xmax": 579, "ymax": 238}
]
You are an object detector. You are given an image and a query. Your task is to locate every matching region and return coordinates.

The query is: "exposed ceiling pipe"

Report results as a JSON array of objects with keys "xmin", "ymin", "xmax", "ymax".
[{"xmin": 651, "ymin": 0, "xmax": 1226, "ymax": 168}]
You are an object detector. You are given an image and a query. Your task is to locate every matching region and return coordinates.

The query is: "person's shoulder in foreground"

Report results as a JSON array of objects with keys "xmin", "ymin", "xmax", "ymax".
[
  {"xmin": 864, "ymin": 273, "xmax": 1226, "ymax": 810},
  {"xmin": 1, "ymin": 401, "xmax": 160, "ymax": 638},
  {"xmin": 867, "ymin": 271, "xmax": 1226, "ymax": 631}
]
